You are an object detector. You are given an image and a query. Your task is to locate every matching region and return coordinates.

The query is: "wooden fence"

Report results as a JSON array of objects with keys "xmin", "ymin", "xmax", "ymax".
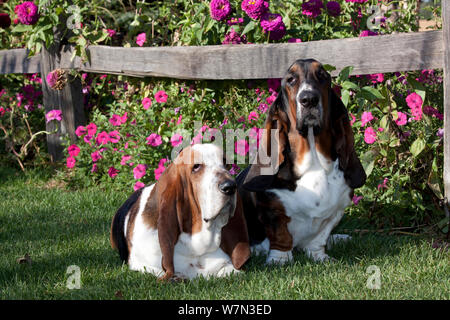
[{"xmin": 1, "ymin": 4, "xmax": 449, "ymax": 205}]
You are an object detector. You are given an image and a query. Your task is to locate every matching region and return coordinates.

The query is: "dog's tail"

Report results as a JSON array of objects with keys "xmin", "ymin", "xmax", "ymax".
[{"xmin": 110, "ymin": 188, "xmax": 144, "ymax": 262}]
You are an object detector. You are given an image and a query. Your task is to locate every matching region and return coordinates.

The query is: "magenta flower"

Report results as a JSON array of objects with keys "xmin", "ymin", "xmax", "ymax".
[
  {"xmin": 106, "ymin": 29, "xmax": 116, "ymax": 37},
  {"xmin": 364, "ymin": 127, "xmax": 377, "ymax": 144},
  {"xmin": 154, "ymin": 158, "xmax": 168, "ymax": 181},
  {"xmin": 352, "ymin": 194, "xmax": 363, "ymax": 205},
  {"xmin": 75, "ymin": 125, "xmax": 87, "ymax": 137},
  {"xmin": 222, "ymin": 29, "xmax": 247, "ymax": 45},
  {"xmin": 0, "ymin": 107, "xmax": 5, "ymax": 117},
  {"xmin": 86, "ymin": 123, "xmax": 97, "ymax": 136},
  {"xmin": 96, "ymin": 131, "xmax": 110, "ymax": 145},
  {"xmin": 146, "ymin": 133, "xmax": 162, "ymax": 147},
  {"xmin": 361, "ymin": 111, "xmax": 374, "ymax": 127},
  {"xmin": 395, "ymin": 111, "xmax": 407, "ymax": 126},
  {"xmin": 377, "ymin": 177, "xmax": 388, "ymax": 191},
  {"xmin": 241, "ymin": 0, "xmax": 269, "ymax": 20},
  {"xmin": 258, "ymin": 103, "xmax": 269, "ymax": 113},
  {"xmin": 170, "ymin": 133, "xmax": 183, "ymax": 147},
  {"xmin": 109, "ymin": 114, "xmax": 122, "ymax": 126},
  {"xmin": 16, "ymin": 1, "xmax": 40, "ymax": 25},
  {"xmin": 142, "ymin": 97, "xmax": 152, "ymax": 110},
  {"xmin": 248, "ymin": 111, "xmax": 259, "ymax": 122},
  {"xmin": 45, "ymin": 109, "xmax": 62, "ymax": 123},
  {"xmin": 68, "ymin": 144, "xmax": 80, "ymax": 157},
  {"xmin": 423, "ymin": 106, "xmax": 443, "ymax": 120},
  {"xmin": 359, "ymin": 30, "xmax": 378, "ymax": 37},
  {"xmin": 155, "ymin": 90, "xmax": 168, "ymax": 103},
  {"xmin": 266, "ymin": 93, "xmax": 277, "ymax": 105},
  {"xmin": 120, "ymin": 112, "xmax": 128, "ymax": 124},
  {"xmin": 437, "ymin": 128, "xmax": 444, "ymax": 138},
  {"xmin": 120, "ymin": 155, "xmax": 132, "ymax": 166},
  {"xmin": 326, "ymin": 1, "xmax": 341, "ymax": 17},
  {"xmin": 91, "ymin": 164, "xmax": 98, "ymax": 173},
  {"xmin": 209, "ymin": 0, "xmax": 231, "ymax": 21},
  {"xmin": 46, "ymin": 71, "xmax": 58, "ymax": 88},
  {"xmin": 108, "ymin": 166, "xmax": 119, "ymax": 179},
  {"xmin": 133, "ymin": 164, "xmax": 147, "ymax": 180},
  {"xmin": 136, "ymin": 33, "xmax": 146, "ymax": 47},
  {"xmin": 229, "ymin": 164, "xmax": 240, "ymax": 175},
  {"xmin": 66, "ymin": 156, "xmax": 76, "ymax": 169},
  {"xmin": 260, "ymin": 13, "xmax": 286, "ymax": 41},
  {"xmin": 227, "ymin": 17, "xmax": 244, "ymax": 26},
  {"xmin": 235, "ymin": 139, "xmax": 249, "ymax": 156},
  {"xmin": 109, "ymin": 130, "xmax": 120, "ymax": 143},
  {"xmin": 302, "ymin": 0, "xmax": 324, "ymax": 18},
  {"xmin": 134, "ymin": 181, "xmax": 145, "ymax": 191},
  {"xmin": 288, "ymin": 38, "xmax": 302, "ymax": 43},
  {"xmin": 406, "ymin": 92, "xmax": 423, "ymax": 121},
  {"xmin": 91, "ymin": 151, "xmax": 102, "ymax": 162}
]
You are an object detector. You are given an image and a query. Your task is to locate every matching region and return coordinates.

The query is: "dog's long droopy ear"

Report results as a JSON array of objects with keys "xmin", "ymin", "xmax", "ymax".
[
  {"xmin": 329, "ymin": 89, "xmax": 366, "ymax": 189},
  {"xmin": 220, "ymin": 194, "xmax": 251, "ymax": 269},
  {"xmin": 156, "ymin": 163, "xmax": 184, "ymax": 281}
]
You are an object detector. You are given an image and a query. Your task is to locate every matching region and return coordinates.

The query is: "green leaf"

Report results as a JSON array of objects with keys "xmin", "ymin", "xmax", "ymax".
[
  {"xmin": 360, "ymin": 86, "xmax": 384, "ymax": 100},
  {"xmin": 338, "ymin": 66, "xmax": 353, "ymax": 81},
  {"xmin": 11, "ymin": 24, "xmax": 31, "ymax": 33},
  {"xmin": 410, "ymin": 138, "xmax": 426, "ymax": 157},
  {"xmin": 341, "ymin": 89, "xmax": 350, "ymax": 107},
  {"xmin": 341, "ymin": 80, "xmax": 359, "ymax": 91},
  {"xmin": 323, "ymin": 64, "xmax": 336, "ymax": 72},
  {"xmin": 241, "ymin": 21, "xmax": 256, "ymax": 36}
]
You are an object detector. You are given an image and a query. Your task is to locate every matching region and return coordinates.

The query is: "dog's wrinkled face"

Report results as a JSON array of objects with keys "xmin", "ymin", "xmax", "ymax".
[
  {"xmin": 281, "ymin": 59, "xmax": 332, "ymax": 137},
  {"xmin": 176, "ymin": 144, "xmax": 237, "ymax": 228}
]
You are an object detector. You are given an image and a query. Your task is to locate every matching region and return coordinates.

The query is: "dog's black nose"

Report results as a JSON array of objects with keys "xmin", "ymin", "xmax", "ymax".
[
  {"xmin": 299, "ymin": 91, "xmax": 320, "ymax": 108},
  {"xmin": 219, "ymin": 180, "xmax": 237, "ymax": 195}
]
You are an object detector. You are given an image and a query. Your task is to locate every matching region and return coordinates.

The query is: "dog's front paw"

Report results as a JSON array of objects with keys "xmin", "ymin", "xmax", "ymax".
[
  {"xmin": 265, "ymin": 249, "xmax": 292, "ymax": 265},
  {"xmin": 216, "ymin": 264, "xmax": 240, "ymax": 277}
]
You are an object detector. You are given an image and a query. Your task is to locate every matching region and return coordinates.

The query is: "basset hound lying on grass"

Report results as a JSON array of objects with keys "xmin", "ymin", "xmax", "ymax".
[
  {"xmin": 237, "ymin": 59, "xmax": 366, "ymax": 264},
  {"xmin": 111, "ymin": 144, "xmax": 250, "ymax": 280}
]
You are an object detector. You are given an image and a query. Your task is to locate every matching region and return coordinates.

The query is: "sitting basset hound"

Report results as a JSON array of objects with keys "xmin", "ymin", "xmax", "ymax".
[
  {"xmin": 237, "ymin": 59, "xmax": 366, "ymax": 264},
  {"xmin": 110, "ymin": 144, "xmax": 250, "ymax": 280}
]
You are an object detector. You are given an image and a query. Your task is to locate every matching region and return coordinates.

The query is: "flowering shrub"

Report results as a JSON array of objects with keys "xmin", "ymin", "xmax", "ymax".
[{"xmin": 0, "ymin": 1, "xmax": 446, "ymax": 229}]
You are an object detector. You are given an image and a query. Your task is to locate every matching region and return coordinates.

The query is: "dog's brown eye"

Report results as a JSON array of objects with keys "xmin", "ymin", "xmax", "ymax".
[
  {"xmin": 192, "ymin": 164, "xmax": 202, "ymax": 172},
  {"xmin": 287, "ymin": 76, "xmax": 297, "ymax": 85}
]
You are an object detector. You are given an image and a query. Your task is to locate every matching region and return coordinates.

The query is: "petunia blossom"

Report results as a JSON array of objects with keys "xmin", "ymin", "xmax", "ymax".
[
  {"xmin": 133, "ymin": 164, "xmax": 147, "ymax": 180},
  {"xmin": 146, "ymin": 133, "xmax": 162, "ymax": 147},
  {"xmin": 96, "ymin": 131, "xmax": 110, "ymax": 145},
  {"xmin": 68, "ymin": 144, "xmax": 80, "ymax": 157},
  {"xmin": 136, "ymin": 33, "xmax": 146, "ymax": 47},
  {"xmin": 364, "ymin": 126, "xmax": 377, "ymax": 144},
  {"xmin": 66, "ymin": 156, "xmax": 76, "ymax": 169},
  {"xmin": 361, "ymin": 111, "xmax": 374, "ymax": 127},
  {"xmin": 170, "ymin": 133, "xmax": 183, "ymax": 147},
  {"xmin": 75, "ymin": 125, "xmax": 87, "ymax": 137},
  {"xmin": 395, "ymin": 111, "xmax": 407, "ymax": 126},
  {"xmin": 155, "ymin": 90, "xmax": 168, "ymax": 103},
  {"xmin": 142, "ymin": 97, "xmax": 152, "ymax": 110},
  {"xmin": 91, "ymin": 151, "xmax": 102, "ymax": 162},
  {"xmin": 45, "ymin": 109, "xmax": 62, "ymax": 123},
  {"xmin": 134, "ymin": 181, "xmax": 145, "ymax": 191},
  {"xmin": 108, "ymin": 130, "xmax": 120, "ymax": 143},
  {"xmin": 108, "ymin": 166, "xmax": 119, "ymax": 178}
]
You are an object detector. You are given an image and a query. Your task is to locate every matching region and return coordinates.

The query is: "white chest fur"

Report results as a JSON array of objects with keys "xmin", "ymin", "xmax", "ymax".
[
  {"xmin": 127, "ymin": 185, "xmax": 237, "ymax": 279},
  {"xmin": 268, "ymin": 128, "xmax": 351, "ymax": 252}
]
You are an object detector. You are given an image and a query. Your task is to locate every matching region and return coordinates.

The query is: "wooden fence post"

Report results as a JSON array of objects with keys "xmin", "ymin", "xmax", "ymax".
[
  {"xmin": 40, "ymin": 36, "xmax": 85, "ymax": 161},
  {"xmin": 443, "ymin": 1, "xmax": 450, "ymax": 205}
]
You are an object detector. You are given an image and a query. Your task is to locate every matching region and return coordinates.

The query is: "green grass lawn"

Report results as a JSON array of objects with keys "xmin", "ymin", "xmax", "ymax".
[{"xmin": 0, "ymin": 166, "xmax": 448, "ymax": 300}]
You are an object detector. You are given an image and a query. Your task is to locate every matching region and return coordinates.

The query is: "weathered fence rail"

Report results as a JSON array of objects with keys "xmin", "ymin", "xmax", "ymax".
[{"xmin": 0, "ymin": 5, "xmax": 449, "ymax": 205}]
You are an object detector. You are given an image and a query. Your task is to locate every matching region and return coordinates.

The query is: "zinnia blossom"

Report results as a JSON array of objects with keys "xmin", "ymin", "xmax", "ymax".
[
  {"xmin": 260, "ymin": 13, "xmax": 286, "ymax": 41},
  {"xmin": 301, "ymin": 0, "xmax": 323, "ymax": 18},
  {"xmin": 68, "ymin": 144, "xmax": 80, "ymax": 157},
  {"xmin": 146, "ymin": 133, "xmax": 162, "ymax": 147},
  {"xmin": 170, "ymin": 133, "xmax": 183, "ymax": 147},
  {"xmin": 241, "ymin": 0, "xmax": 269, "ymax": 20},
  {"xmin": 222, "ymin": 29, "xmax": 247, "ymax": 45},
  {"xmin": 133, "ymin": 164, "xmax": 147, "ymax": 180},
  {"xmin": 66, "ymin": 156, "xmax": 76, "ymax": 169},
  {"xmin": 155, "ymin": 90, "xmax": 168, "ymax": 103},
  {"xmin": 136, "ymin": 33, "xmax": 146, "ymax": 47},
  {"xmin": 326, "ymin": 1, "xmax": 340, "ymax": 17},
  {"xmin": 364, "ymin": 126, "xmax": 377, "ymax": 144},
  {"xmin": 16, "ymin": 1, "xmax": 40, "ymax": 25},
  {"xmin": 287, "ymin": 38, "xmax": 302, "ymax": 43},
  {"xmin": 45, "ymin": 109, "xmax": 62, "ymax": 123},
  {"xmin": 209, "ymin": 0, "xmax": 231, "ymax": 21}
]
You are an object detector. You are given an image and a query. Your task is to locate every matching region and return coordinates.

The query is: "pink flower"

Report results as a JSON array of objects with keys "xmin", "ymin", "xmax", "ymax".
[
  {"xmin": 134, "ymin": 181, "xmax": 145, "ymax": 191},
  {"xmin": 258, "ymin": 103, "xmax": 269, "ymax": 113},
  {"xmin": 155, "ymin": 90, "xmax": 168, "ymax": 103},
  {"xmin": 120, "ymin": 112, "xmax": 128, "ymax": 124},
  {"xmin": 146, "ymin": 133, "xmax": 162, "ymax": 147},
  {"xmin": 109, "ymin": 114, "xmax": 122, "ymax": 126},
  {"xmin": 75, "ymin": 125, "xmax": 87, "ymax": 137},
  {"xmin": 248, "ymin": 111, "xmax": 259, "ymax": 122},
  {"xmin": 377, "ymin": 177, "xmax": 388, "ymax": 191},
  {"xmin": 176, "ymin": 115, "xmax": 183, "ymax": 125},
  {"xmin": 406, "ymin": 93, "xmax": 423, "ymax": 121},
  {"xmin": 266, "ymin": 94, "xmax": 277, "ymax": 105},
  {"xmin": 66, "ymin": 156, "xmax": 76, "ymax": 169},
  {"xmin": 16, "ymin": 1, "xmax": 40, "ymax": 25},
  {"xmin": 106, "ymin": 29, "xmax": 116, "ymax": 37},
  {"xmin": 108, "ymin": 166, "xmax": 119, "ymax": 178},
  {"xmin": 46, "ymin": 71, "xmax": 58, "ymax": 88},
  {"xmin": 359, "ymin": 30, "xmax": 378, "ymax": 37},
  {"xmin": 136, "ymin": 33, "xmax": 146, "ymax": 47},
  {"xmin": 68, "ymin": 144, "xmax": 80, "ymax": 157},
  {"xmin": 121, "ymin": 155, "xmax": 132, "ymax": 166},
  {"xmin": 96, "ymin": 131, "xmax": 110, "ymax": 145},
  {"xmin": 0, "ymin": 107, "xmax": 5, "ymax": 117},
  {"xmin": 352, "ymin": 194, "xmax": 363, "ymax": 205},
  {"xmin": 84, "ymin": 135, "xmax": 93, "ymax": 145},
  {"xmin": 86, "ymin": 123, "xmax": 97, "ymax": 136},
  {"xmin": 302, "ymin": 0, "xmax": 324, "ymax": 18},
  {"xmin": 91, "ymin": 164, "xmax": 98, "ymax": 173},
  {"xmin": 91, "ymin": 151, "xmax": 102, "ymax": 162},
  {"xmin": 395, "ymin": 111, "xmax": 407, "ymax": 126},
  {"xmin": 367, "ymin": 73, "xmax": 384, "ymax": 84},
  {"xmin": 142, "ymin": 97, "xmax": 152, "ymax": 110},
  {"xmin": 133, "ymin": 164, "xmax": 147, "ymax": 180},
  {"xmin": 209, "ymin": 0, "xmax": 231, "ymax": 21},
  {"xmin": 361, "ymin": 111, "xmax": 374, "ymax": 127},
  {"xmin": 170, "ymin": 133, "xmax": 183, "ymax": 147},
  {"xmin": 154, "ymin": 159, "xmax": 168, "ymax": 181},
  {"xmin": 288, "ymin": 38, "xmax": 302, "ymax": 43},
  {"xmin": 241, "ymin": 0, "xmax": 269, "ymax": 20},
  {"xmin": 109, "ymin": 130, "xmax": 120, "ymax": 143},
  {"xmin": 45, "ymin": 109, "xmax": 62, "ymax": 123},
  {"xmin": 350, "ymin": 113, "xmax": 356, "ymax": 126},
  {"xmin": 229, "ymin": 164, "xmax": 240, "ymax": 175},
  {"xmin": 364, "ymin": 127, "xmax": 377, "ymax": 144},
  {"xmin": 235, "ymin": 139, "xmax": 249, "ymax": 156}
]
